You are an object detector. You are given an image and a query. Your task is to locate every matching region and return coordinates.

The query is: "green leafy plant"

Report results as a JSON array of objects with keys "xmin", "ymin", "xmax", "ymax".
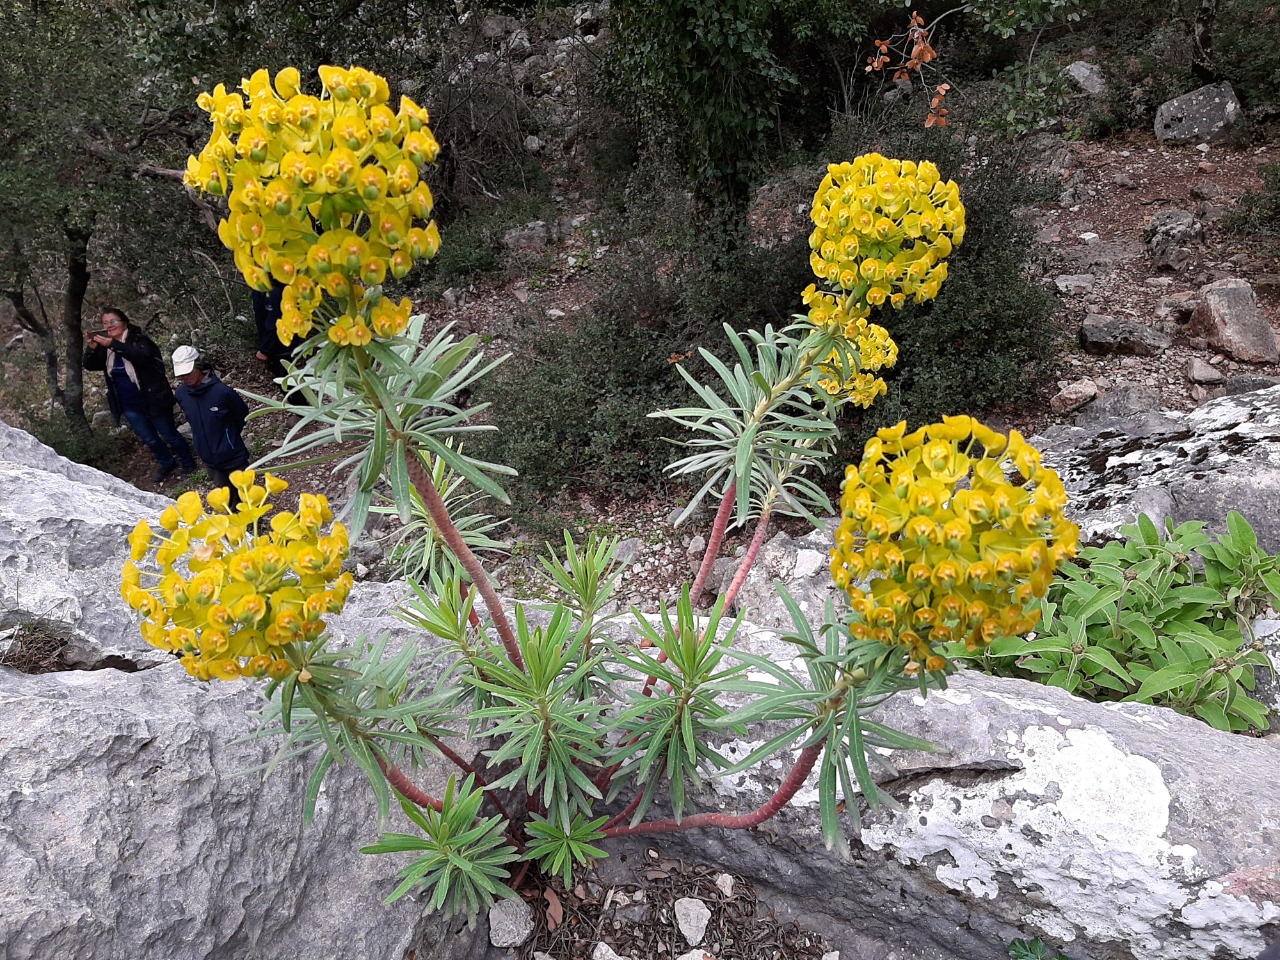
[
  {"xmin": 979, "ymin": 59, "xmax": 1074, "ymax": 139},
  {"xmin": 126, "ymin": 70, "xmax": 1079, "ymax": 926},
  {"xmin": 953, "ymin": 513, "xmax": 1278, "ymax": 732},
  {"xmin": 1008, "ymin": 937, "xmax": 1068, "ymax": 960}
]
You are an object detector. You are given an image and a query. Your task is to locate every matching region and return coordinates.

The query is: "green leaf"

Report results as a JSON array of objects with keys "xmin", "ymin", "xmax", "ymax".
[{"xmin": 1127, "ymin": 664, "xmax": 1198, "ymax": 703}]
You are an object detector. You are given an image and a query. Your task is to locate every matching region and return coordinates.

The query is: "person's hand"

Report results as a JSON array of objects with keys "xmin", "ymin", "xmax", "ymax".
[{"xmin": 92, "ymin": 334, "xmax": 114, "ymax": 347}]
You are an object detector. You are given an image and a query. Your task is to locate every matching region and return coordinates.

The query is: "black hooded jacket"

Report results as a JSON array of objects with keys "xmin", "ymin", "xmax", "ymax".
[
  {"xmin": 175, "ymin": 372, "xmax": 251, "ymax": 471},
  {"xmin": 83, "ymin": 325, "xmax": 177, "ymax": 421}
]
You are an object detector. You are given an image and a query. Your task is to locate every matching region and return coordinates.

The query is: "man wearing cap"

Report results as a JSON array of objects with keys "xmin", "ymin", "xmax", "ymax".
[
  {"xmin": 172, "ymin": 346, "xmax": 252, "ymax": 505},
  {"xmin": 84, "ymin": 308, "xmax": 197, "ymax": 483}
]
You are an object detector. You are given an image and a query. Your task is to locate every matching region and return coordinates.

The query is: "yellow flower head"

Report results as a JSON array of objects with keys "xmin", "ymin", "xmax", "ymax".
[
  {"xmin": 830, "ymin": 419, "xmax": 1076, "ymax": 671},
  {"xmin": 120, "ymin": 477, "xmax": 349, "ymax": 683},
  {"xmin": 187, "ymin": 65, "xmax": 442, "ymax": 349}
]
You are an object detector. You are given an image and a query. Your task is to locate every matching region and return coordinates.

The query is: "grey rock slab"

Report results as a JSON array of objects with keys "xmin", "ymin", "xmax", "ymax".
[
  {"xmin": 675, "ymin": 896, "xmax": 712, "ymax": 945},
  {"xmin": 1188, "ymin": 279, "xmax": 1279, "ymax": 363},
  {"xmin": 489, "ymin": 898, "xmax": 534, "ymax": 947},
  {"xmin": 1038, "ymin": 385, "xmax": 1280, "ymax": 549},
  {"xmin": 502, "ymin": 220, "xmax": 549, "ymax": 253},
  {"xmin": 1073, "ymin": 384, "xmax": 1166, "ymax": 427},
  {"xmin": 1054, "ymin": 273, "xmax": 1095, "ymax": 294},
  {"xmin": 1186, "ymin": 357, "xmax": 1226, "ymax": 383},
  {"xmin": 1155, "ymin": 82, "xmax": 1244, "ymax": 143},
  {"xmin": 0, "ymin": 662, "xmax": 459, "ymax": 960},
  {"xmin": 1063, "ymin": 61, "xmax": 1107, "ymax": 96},
  {"xmin": 0, "ymin": 417, "xmax": 171, "ymax": 666},
  {"xmin": 1079, "ymin": 314, "xmax": 1171, "ymax": 356},
  {"xmin": 1057, "ymin": 239, "xmax": 1145, "ymax": 274},
  {"xmin": 1222, "ymin": 374, "xmax": 1280, "ymax": 396},
  {"xmin": 606, "ymin": 669, "xmax": 1280, "ymax": 960}
]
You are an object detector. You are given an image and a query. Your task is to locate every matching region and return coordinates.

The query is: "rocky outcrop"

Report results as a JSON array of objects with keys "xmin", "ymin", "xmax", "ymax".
[
  {"xmin": 4, "ymin": 418, "xmax": 1280, "ymax": 960},
  {"xmin": 1035, "ymin": 384, "xmax": 1280, "ymax": 549},
  {"xmin": 1154, "ymin": 82, "xmax": 1243, "ymax": 144}
]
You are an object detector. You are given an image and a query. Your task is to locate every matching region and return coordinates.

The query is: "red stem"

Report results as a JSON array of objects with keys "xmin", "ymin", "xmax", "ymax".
[
  {"xmin": 404, "ymin": 449, "xmax": 524, "ymax": 671},
  {"xmin": 376, "ymin": 754, "xmax": 443, "ymax": 812},
  {"xmin": 602, "ymin": 790, "xmax": 645, "ymax": 831},
  {"xmin": 723, "ymin": 506, "xmax": 772, "ymax": 610},
  {"xmin": 601, "ymin": 744, "xmax": 822, "ymax": 838},
  {"xmin": 689, "ymin": 478, "xmax": 736, "ymax": 608}
]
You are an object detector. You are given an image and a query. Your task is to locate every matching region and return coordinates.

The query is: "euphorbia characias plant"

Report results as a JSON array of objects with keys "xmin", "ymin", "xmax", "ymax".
[{"xmin": 125, "ymin": 65, "xmax": 1078, "ymax": 920}]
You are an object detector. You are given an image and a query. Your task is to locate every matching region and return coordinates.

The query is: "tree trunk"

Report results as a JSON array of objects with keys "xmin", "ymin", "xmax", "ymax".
[
  {"xmin": 60, "ymin": 218, "xmax": 93, "ymax": 430},
  {"xmin": 1190, "ymin": 0, "xmax": 1220, "ymax": 83},
  {"xmin": 2, "ymin": 286, "xmax": 64, "ymax": 408}
]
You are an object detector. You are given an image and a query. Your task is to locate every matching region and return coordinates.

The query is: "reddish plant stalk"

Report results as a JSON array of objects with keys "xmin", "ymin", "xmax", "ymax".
[
  {"xmin": 404, "ymin": 450, "xmax": 524, "ymax": 672},
  {"xmin": 602, "ymin": 791, "xmax": 645, "ymax": 831},
  {"xmin": 601, "ymin": 743, "xmax": 822, "ymax": 839},
  {"xmin": 723, "ymin": 505, "xmax": 773, "ymax": 610},
  {"xmin": 427, "ymin": 735, "xmax": 512, "ymax": 822},
  {"xmin": 688, "ymin": 478, "xmax": 737, "ymax": 608},
  {"xmin": 376, "ymin": 754, "xmax": 443, "ymax": 812}
]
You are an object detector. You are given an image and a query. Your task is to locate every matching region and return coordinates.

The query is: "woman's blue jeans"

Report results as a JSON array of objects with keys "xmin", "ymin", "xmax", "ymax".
[{"xmin": 121, "ymin": 408, "xmax": 196, "ymax": 472}]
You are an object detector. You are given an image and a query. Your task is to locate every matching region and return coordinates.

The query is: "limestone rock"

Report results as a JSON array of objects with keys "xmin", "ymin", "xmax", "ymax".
[
  {"xmin": 1063, "ymin": 61, "xmax": 1106, "ymax": 96},
  {"xmin": 675, "ymin": 897, "xmax": 711, "ymax": 945},
  {"xmin": 1187, "ymin": 279, "xmax": 1279, "ymax": 363},
  {"xmin": 502, "ymin": 220, "xmax": 550, "ymax": 253},
  {"xmin": 489, "ymin": 898, "xmax": 534, "ymax": 947},
  {"xmin": 1072, "ymin": 384, "xmax": 1164, "ymax": 426},
  {"xmin": 0, "ymin": 418, "xmax": 172, "ymax": 668},
  {"xmin": 1154, "ymin": 82, "xmax": 1243, "ymax": 143},
  {"xmin": 1037, "ymin": 385, "xmax": 1280, "ymax": 549},
  {"xmin": 0, "ymin": 663, "xmax": 457, "ymax": 960},
  {"xmin": 1054, "ymin": 274, "xmax": 1095, "ymax": 294},
  {"xmin": 1050, "ymin": 378, "xmax": 1098, "ymax": 414},
  {"xmin": 1079, "ymin": 314, "xmax": 1171, "ymax": 356},
  {"xmin": 1143, "ymin": 209, "xmax": 1203, "ymax": 271},
  {"xmin": 593, "ymin": 944, "xmax": 629, "ymax": 960},
  {"xmin": 711, "ymin": 523, "xmax": 841, "ymax": 630},
  {"xmin": 1187, "ymin": 357, "xmax": 1226, "ymax": 384}
]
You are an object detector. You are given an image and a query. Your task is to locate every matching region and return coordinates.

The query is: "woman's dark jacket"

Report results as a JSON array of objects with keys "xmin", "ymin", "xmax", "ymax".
[
  {"xmin": 83, "ymin": 325, "xmax": 177, "ymax": 421},
  {"xmin": 175, "ymin": 373, "xmax": 251, "ymax": 471}
]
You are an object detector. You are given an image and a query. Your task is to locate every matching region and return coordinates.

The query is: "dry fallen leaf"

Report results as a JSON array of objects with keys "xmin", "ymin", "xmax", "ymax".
[{"xmin": 544, "ymin": 887, "xmax": 563, "ymax": 931}]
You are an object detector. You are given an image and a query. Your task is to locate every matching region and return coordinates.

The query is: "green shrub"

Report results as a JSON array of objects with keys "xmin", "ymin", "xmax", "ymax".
[
  {"xmin": 25, "ymin": 409, "xmax": 127, "ymax": 473},
  {"xmin": 825, "ymin": 104, "xmax": 1059, "ymax": 445},
  {"xmin": 952, "ymin": 513, "xmax": 1279, "ymax": 732},
  {"xmin": 1225, "ymin": 161, "xmax": 1280, "ymax": 245},
  {"xmin": 423, "ymin": 190, "xmax": 553, "ymax": 289}
]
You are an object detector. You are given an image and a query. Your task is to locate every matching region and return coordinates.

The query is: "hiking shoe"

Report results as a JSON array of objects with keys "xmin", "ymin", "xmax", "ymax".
[{"xmin": 152, "ymin": 464, "xmax": 178, "ymax": 483}]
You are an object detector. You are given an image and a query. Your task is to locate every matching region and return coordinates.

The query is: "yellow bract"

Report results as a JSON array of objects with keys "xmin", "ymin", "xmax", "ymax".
[
  {"xmin": 120, "ymin": 473, "xmax": 353, "ymax": 682},
  {"xmin": 830, "ymin": 417, "xmax": 1078, "ymax": 676},
  {"xmin": 185, "ymin": 66, "xmax": 441, "ymax": 348},
  {"xmin": 797, "ymin": 154, "xmax": 966, "ymax": 407}
]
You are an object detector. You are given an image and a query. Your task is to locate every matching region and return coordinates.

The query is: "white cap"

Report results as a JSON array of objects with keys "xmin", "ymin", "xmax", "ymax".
[{"xmin": 172, "ymin": 345, "xmax": 199, "ymax": 376}]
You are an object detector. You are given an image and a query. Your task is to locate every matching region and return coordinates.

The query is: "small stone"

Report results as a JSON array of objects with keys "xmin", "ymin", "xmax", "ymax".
[
  {"xmin": 594, "ymin": 945, "xmax": 629, "ymax": 960},
  {"xmin": 489, "ymin": 898, "xmax": 534, "ymax": 948},
  {"xmin": 714, "ymin": 873, "xmax": 734, "ymax": 897},
  {"xmin": 1055, "ymin": 274, "xmax": 1095, "ymax": 294},
  {"xmin": 546, "ymin": 308, "xmax": 567, "ymax": 319},
  {"xmin": 1186, "ymin": 359, "xmax": 1224, "ymax": 386},
  {"xmin": 822, "ymin": 953, "xmax": 841, "ymax": 960},
  {"xmin": 676, "ymin": 951, "xmax": 716, "ymax": 960},
  {"xmin": 1146, "ymin": 277, "xmax": 1175, "ymax": 287},
  {"xmin": 513, "ymin": 285, "xmax": 530, "ymax": 303},
  {"xmin": 1113, "ymin": 172, "xmax": 1138, "ymax": 189},
  {"xmin": 687, "ymin": 534, "xmax": 706, "ymax": 556},
  {"xmin": 1198, "ymin": 161, "xmax": 1218, "ymax": 174},
  {"xmin": 1079, "ymin": 232, "xmax": 1100, "ymax": 244},
  {"xmin": 1051, "ymin": 378, "xmax": 1098, "ymax": 414},
  {"xmin": 1196, "ymin": 142, "xmax": 1211, "ymax": 154},
  {"xmin": 675, "ymin": 897, "xmax": 712, "ymax": 946}
]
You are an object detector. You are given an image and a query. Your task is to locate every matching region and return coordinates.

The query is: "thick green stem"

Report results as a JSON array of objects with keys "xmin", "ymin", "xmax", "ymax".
[
  {"xmin": 404, "ymin": 448, "xmax": 524, "ymax": 672},
  {"xmin": 602, "ymin": 743, "xmax": 822, "ymax": 838}
]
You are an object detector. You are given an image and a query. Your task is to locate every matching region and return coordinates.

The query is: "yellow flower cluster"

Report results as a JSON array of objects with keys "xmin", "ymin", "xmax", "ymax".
[
  {"xmin": 121, "ymin": 472, "xmax": 354, "ymax": 682},
  {"xmin": 829, "ymin": 416, "xmax": 1078, "ymax": 675},
  {"xmin": 803, "ymin": 287, "xmax": 899, "ymax": 407},
  {"xmin": 184, "ymin": 65, "xmax": 439, "ymax": 348},
  {"xmin": 808, "ymin": 154, "xmax": 965, "ymax": 306}
]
